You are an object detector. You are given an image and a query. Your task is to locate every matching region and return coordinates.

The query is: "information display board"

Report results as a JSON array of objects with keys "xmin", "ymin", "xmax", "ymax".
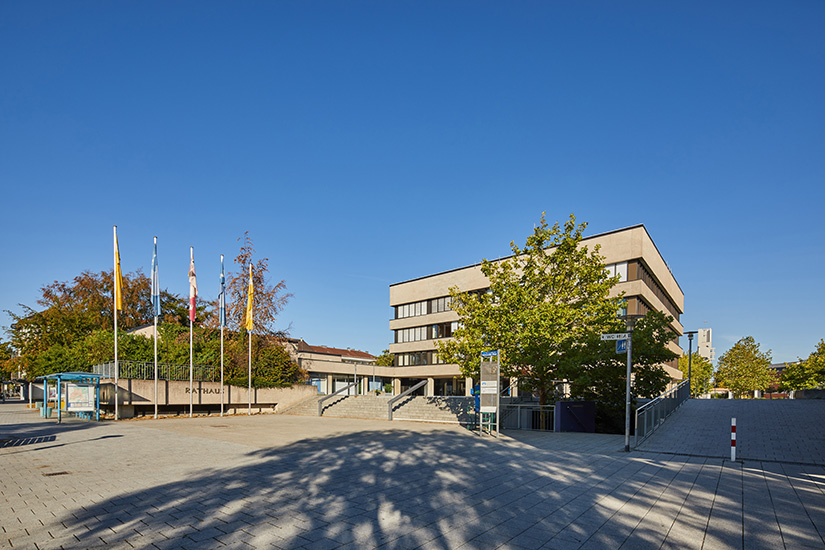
[
  {"xmin": 479, "ymin": 352, "xmax": 499, "ymax": 414},
  {"xmin": 66, "ymin": 384, "xmax": 96, "ymax": 411}
]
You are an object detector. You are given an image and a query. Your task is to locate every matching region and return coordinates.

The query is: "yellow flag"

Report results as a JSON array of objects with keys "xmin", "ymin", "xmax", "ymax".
[
  {"xmin": 114, "ymin": 226, "xmax": 123, "ymax": 311},
  {"xmin": 245, "ymin": 263, "xmax": 254, "ymax": 331}
]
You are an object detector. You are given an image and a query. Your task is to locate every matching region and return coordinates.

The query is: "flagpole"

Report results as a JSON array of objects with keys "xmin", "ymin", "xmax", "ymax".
[
  {"xmin": 221, "ymin": 322, "xmax": 225, "ymax": 417},
  {"xmin": 153, "ymin": 236, "xmax": 159, "ymax": 420},
  {"xmin": 190, "ymin": 314, "xmax": 193, "ymax": 418},
  {"xmin": 248, "ymin": 328, "xmax": 252, "ymax": 415},
  {"xmin": 248, "ymin": 263, "xmax": 252, "ymax": 416},
  {"xmin": 113, "ymin": 225, "xmax": 119, "ymax": 421},
  {"xmin": 189, "ymin": 246, "xmax": 195, "ymax": 418},
  {"xmin": 220, "ymin": 254, "xmax": 225, "ymax": 417},
  {"xmin": 154, "ymin": 314, "xmax": 158, "ymax": 419}
]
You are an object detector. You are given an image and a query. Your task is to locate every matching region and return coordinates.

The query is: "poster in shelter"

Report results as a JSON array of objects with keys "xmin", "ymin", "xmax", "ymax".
[{"xmin": 67, "ymin": 384, "xmax": 95, "ymax": 411}]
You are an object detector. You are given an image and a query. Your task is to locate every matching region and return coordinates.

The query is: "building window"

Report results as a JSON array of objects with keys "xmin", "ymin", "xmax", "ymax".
[
  {"xmin": 430, "ymin": 321, "xmax": 458, "ymax": 339},
  {"xmin": 395, "ymin": 296, "xmax": 453, "ymax": 319},
  {"xmin": 605, "ymin": 262, "xmax": 628, "ymax": 282},
  {"xmin": 395, "ymin": 300, "xmax": 429, "ymax": 319},
  {"xmin": 629, "ymin": 260, "xmax": 680, "ymax": 321},
  {"xmin": 429, "ymin": 296, "xmax": 451, "ymax": 314},
  {"xmin": 396, "ymin": 351, "xmax": 431, "ymax": 366},
  {"xmin": 395, "ymin": 326, "xmax": 428, "ymax": 343}
]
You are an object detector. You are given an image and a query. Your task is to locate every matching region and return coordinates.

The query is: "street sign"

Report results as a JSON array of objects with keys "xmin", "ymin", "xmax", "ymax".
[
  {"xmin": 480, "ymin": 380, "xmax": 498, "ymax": 394},
  {"xmin": 616, "ymin": 339, "xmax": 627, "ymax": 354},
  {"xmin": 601, "ymin": 333, "xmax": 630, "ymax": 341},
  {"xmin": 481, "ymin": 350, "xmax": 499, "ymax": 358}
]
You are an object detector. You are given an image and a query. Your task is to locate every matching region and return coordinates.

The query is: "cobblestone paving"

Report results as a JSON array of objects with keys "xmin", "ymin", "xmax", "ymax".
[{"xmin": 2, "ymin": 400, "xmax": 824, "ymax": 549}]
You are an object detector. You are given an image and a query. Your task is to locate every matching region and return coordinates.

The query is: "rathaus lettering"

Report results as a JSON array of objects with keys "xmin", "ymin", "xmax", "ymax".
[{"xmin": 184, "ymin": 388, "xmax": 222, "ymax": 395}]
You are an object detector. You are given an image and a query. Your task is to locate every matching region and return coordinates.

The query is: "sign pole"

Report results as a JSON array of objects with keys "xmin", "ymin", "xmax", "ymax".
[
  {"xmin": 496, "ymin": 355, "xmax": 500, "ymax": 437},
  {"xmin": 625, "ymin": 331, "xmax": 632, "ymax": 452},
  {"xmin": 605, "ymin": 324, "xmax": 638, "ymax": 452},
  {"xmin": 479, "ymin": 349, "xmax": 500, "ymax": 437}
]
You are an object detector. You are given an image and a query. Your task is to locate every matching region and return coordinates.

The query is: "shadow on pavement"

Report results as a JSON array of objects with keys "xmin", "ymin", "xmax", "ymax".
[{"xmin": 61, "ymin": 429, "xmax": 641, "ymax": 549}]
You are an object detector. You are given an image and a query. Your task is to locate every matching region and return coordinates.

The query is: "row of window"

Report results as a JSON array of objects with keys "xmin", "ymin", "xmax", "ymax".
[
  {"xmin": 632, "ymin": 260, "xmax": 680, "ymax": 320},
  {"xmin": 397, "ymin": 265, "xmax": 629, "ymax": 321},
  {"xmin": 395, "ymin": 322, "xmax": 459, "ymax": 343},
  {"xmin": 395, "ymin": 351, "xmax": 446, "ymax": 366},
  {"xmin": 396, "ymin": 326, "xmax": 428, "ymax": 343},
  {"xmin": 395, "ymin": 296, "xmax": 452, "ymax": 319}
]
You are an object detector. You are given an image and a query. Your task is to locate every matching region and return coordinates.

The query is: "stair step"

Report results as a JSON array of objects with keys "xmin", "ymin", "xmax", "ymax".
[{"xmin": 280, "ymin": 395, "xmax": 475, "ymax": 424}]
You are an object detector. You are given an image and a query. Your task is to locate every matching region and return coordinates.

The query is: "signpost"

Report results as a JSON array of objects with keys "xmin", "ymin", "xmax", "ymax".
[
  {"xmin": 608, "ymin": 315, "xmax": 644, "ymax": 452},
  {"xmin": 479, "ymin": 350, "xmax": 500, "ymax": 437}
]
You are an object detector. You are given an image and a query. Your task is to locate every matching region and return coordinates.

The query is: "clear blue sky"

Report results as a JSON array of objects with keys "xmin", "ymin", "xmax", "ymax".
[{"xmin": 1, "ymin": 2, "xmax": 823, "ymax": 363}]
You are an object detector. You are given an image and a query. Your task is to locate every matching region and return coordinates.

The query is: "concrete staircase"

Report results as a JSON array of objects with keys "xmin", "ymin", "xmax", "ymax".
[
  {"xmin": 319, "ymin": 395, "xmax": 392, "ymax": 419},
  {"xmin": 279, "ymin": 394, "xmax": 476, "ymax": 425},
  {"xmin": 278, "ymin": 395, "xmax": 321, "ymax": 416},
  {"xmin": 392, "ymin": 396, "xmax": 475, "ymax": 424}
]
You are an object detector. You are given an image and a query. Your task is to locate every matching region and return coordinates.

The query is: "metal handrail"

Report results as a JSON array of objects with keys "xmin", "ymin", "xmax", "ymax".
[
  {"xmin": 500, "ymin": 403, "xmax": 555, "ymax": 430},
  {"xmin": 317, "ymin": 381, "xmax": 358, "ymax": 416},
  {"xmin": 388, "ymin": 380, "xmax": 428, "ymax": 420},
  {"xmin": 634, "ymin": 380, "xmax": 690, "ymax": 448},
  {"xmin": 93, "ymin": 360, "xmax": 219, "ymax": 382}
]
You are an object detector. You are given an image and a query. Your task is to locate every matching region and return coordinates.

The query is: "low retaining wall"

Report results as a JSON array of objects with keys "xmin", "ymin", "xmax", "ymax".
[
  {"xmin": 795, "ymin": 389, "xmax": 825, "ymax": 399},
  {"xmin": 99, "ymin": 379, "xmax": 318, "ymax": 416}
]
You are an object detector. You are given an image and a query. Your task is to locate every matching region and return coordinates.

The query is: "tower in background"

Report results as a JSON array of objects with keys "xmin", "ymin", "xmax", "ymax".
[{"xmin": 698, "ymin": 328, "xmax": 714, "ymax": 362}]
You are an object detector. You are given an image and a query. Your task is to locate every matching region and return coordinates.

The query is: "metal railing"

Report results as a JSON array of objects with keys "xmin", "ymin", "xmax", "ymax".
[
  {"xmin": 318, "ymin": 381, "xmax": 358, "ymax": 416},
  {"xmin": 388, "ymin": 380, "xmax": 428, "ymax": 420},
  {"xmin": 634, "ymin": 380, "xmax": 690, "ymax": 447},
  {"xmin": 93, "ymin": 361, "xmax": 220, "ymax": 382},
  {"xmin": 500, "ymin": 404, "xmax": 555, "ymax": 431}
]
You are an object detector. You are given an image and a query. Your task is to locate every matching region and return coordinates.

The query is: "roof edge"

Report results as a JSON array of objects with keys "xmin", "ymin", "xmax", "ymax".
[{"xmin": 390, "ymin": 223, "xmax": 652, "ymax": 288}]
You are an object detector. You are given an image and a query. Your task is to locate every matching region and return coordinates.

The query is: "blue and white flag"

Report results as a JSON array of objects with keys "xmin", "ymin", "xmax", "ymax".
[
  {"xmin": 219, "ymin": 254, "xmax": 226, "ymax": 328},
  {"xmin": 151, "ymin": 237, "xmax": 161, "ymax": 318}
]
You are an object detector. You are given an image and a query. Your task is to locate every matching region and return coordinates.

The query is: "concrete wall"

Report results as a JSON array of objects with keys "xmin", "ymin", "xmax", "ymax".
[{"xmin": 99, "ymin": 379, "xmax": 317, "ymax": 411}]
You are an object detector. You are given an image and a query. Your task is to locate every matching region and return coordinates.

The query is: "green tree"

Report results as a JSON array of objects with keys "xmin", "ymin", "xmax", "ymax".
[
  {"xmin": 781, "ymin": 339, "xmax": 825, "ymax": 391},
  {"xmin": 375, "ymin": 349, "xmax": 395, "ymax": 367},
  {"xmin": 678, "ymin": 352, "xmax": 714, "ymax": 396},
  {"xmin": 224, "ymin": 232, "xmax": 291, "ymax": 334},
  {"xmin": 715, "ymin": 336, "xmax": 773, "ymax": 398},
  {"xmin": 565, "ymin": 310, "xmax": 677, "ymax": 430},
  {"xmin": 436, "ymin": 213, "xmax": 622, "ymax": 405},
  {"xmin": 6, "ymin": 269, "xmax": 188, "ymax": 367},
  {"xmin": 225, "ymin": 335, "xmax": 304, "ymax": 388},
  {"xmin": 4, "ymin": 232, "xmax": 302, "ymax": 389},
  {"xmin": 1, "ymin": 341, "xmax": 15, "ymax": 380}
]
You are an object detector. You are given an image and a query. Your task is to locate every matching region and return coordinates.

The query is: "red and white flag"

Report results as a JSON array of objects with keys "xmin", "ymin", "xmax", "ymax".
[{"xmin": 188, "ymin": 247, "xmax": 197, "ymax": 322}]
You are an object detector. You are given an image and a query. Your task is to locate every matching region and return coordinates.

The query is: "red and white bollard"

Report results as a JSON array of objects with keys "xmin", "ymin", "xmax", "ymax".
[{"xmin": 731, "ymin": 417, "xmax": 737, "ymax": 461}]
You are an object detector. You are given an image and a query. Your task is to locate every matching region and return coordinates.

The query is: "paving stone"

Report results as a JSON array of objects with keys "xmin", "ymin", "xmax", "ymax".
[{"xmin": 3, "ymin": 400, "xmax": 825, "ymax": 550}]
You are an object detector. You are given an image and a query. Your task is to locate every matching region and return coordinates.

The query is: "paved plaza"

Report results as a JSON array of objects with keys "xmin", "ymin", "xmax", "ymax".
[{"xmin": 2, "ymin": 399, "xmax": 824, "ymax": 549}]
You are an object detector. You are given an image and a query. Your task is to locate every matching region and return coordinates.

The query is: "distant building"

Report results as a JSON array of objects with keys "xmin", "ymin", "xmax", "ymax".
[
  {"xmin": 697, "ymin": 328, "xmax": 714, "ymax": 362},
  {"xmin": 126, "ymin": 324, "xmax": 155, "ymax": 338},
  {"xmin": 286, "ymin": 339, "xmax": 377, "ymax": 395}
]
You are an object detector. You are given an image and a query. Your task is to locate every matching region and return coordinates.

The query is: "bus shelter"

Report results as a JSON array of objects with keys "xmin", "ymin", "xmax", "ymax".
[{"xmin": 35, "ymin": 372, "xmax": 103, "ymax": 423}]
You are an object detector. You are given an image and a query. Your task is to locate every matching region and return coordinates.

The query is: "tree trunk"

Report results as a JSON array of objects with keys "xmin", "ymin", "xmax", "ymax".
[{"xmin": 538, "ymin": 387, "xmax": 547, "ymax": 430}]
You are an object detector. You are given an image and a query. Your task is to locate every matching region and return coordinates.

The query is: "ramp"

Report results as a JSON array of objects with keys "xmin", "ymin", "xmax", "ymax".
[{"xmin": 635, "ymin": 399, "xmax": 825, "ymax": 465}]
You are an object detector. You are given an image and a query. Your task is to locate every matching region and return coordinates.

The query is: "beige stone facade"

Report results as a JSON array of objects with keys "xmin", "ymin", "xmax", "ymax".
[
  {"xmin": 388, "ymin": 224, "xmax": 684, "ymax": 390},
  {"xmin": 95, "ymin": 379, "xmax": 318, "ymax": 417}
]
